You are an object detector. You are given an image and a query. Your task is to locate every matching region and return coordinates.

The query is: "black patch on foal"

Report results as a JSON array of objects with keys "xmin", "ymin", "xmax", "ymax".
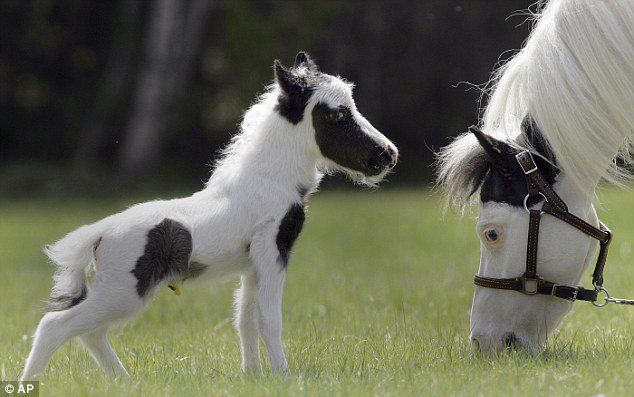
[
  {"xmin": 131, "ymin": 219, "xmax": 197, "ymax": 297},
  {"xmin": 48, "ymin": 284, "xmax": 87, "ymax": 311},
  {"xmin": 312, "ymin": 103, "xmax": 386, "ymax": 176},
  {"xmin": 273, "ymin": 52, "xmax": 328, "ymax": 124},
  {"xmin": 275, "ymin": 81, "xmax": 315, "ymax": 124},
  {"xmin": 276, "ymin": 203, "xmax": 305, "ymax": 268}
]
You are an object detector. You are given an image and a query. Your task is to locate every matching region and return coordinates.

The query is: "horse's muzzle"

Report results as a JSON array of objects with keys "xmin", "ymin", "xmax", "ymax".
[{"xmin": 366, "ymin": 144, "xmax": 398, "ymax": 174}]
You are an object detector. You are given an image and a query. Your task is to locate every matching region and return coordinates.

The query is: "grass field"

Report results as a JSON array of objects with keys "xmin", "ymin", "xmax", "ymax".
[{"xmin": 1, "ymin": 188, "xmax": 633, "ymax": 396}]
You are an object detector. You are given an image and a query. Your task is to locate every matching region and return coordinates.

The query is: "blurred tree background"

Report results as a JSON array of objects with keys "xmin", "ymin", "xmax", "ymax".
[{"xmin": 0, "ymin": 0, "xmax": 532, "ymax": 197}]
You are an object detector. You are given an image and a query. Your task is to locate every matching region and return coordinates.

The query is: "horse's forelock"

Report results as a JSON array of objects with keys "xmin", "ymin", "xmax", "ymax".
[{"xmin": 436, "ymin": 132, "xmax": 490, "ymax": 213}]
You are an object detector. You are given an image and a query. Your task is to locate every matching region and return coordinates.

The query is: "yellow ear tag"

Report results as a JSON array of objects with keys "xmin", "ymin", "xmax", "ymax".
[{"xmin": 168, "ymin": 283, "xmax": 181, "ymax": 296}]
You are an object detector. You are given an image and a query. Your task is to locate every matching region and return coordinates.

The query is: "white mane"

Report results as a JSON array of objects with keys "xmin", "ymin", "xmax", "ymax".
[
  {"xmin": 485, "ymin": 0, "xmax": 634, "ymax": 188},
  {"xmin": 205, "ymin": 86, "xmax": 279, "ymax": 186},
  {"xmin": 438, "ymin": 0, "xmax": 634, "ymax": 208}
]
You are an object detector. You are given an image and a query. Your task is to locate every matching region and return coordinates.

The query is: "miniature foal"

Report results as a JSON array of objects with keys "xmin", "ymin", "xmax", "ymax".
[{"xmin": 21, "ymin": 52, "xmax": 398, "ymax": 379}]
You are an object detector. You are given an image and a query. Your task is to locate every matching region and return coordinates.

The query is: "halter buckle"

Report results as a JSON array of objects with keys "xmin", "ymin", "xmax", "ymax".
[
  {"xmin": 516, "ymin": 150, "xmax": 538, "ymax": 174},
  {"xmin": 520, "ymin": 276, "xmax": 540, "ymax": 295},
  {"xmin": 551, "ymin": 284, "xmax": 578, "ymax": 301}
]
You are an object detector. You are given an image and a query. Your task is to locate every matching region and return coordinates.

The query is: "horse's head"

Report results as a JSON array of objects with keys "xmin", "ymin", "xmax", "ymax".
[
  {"xmin": 273, "ymin": 52, "xmax": 398, "ymax": 185},
  {"xmin": 436, "ymin": 0, "xmax": 634, "ymax": 354},
  {"xmin": 438, "ymin": 120, "xmax": 601, "ymax": 353}
]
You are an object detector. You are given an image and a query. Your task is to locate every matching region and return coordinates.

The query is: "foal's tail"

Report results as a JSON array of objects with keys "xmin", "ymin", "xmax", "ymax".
[{"xmin": 44, "ymin": 221, "xmax": 107, "ymax": 311}]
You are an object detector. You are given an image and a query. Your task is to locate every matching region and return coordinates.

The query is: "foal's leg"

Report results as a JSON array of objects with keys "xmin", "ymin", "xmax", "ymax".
[
  {"xmin": 21, "ymin": 304, "xmax": 99, "ymax": 380},
  {"xmin": 256, "ymin": 265, "xmax": 287, "ymax": 373},
  {"xmin": 79, "ymin": 326, "xmax": 129, "ymax": 378},
  {"xmin": 21, "ymin": 289, "xmax": 141, "ymax": 380},
  {"xmin": 234, "ymin": 271, "xmax": 262, "ymax": 372},
  {"xmin": 249, "ymin": 224, "xmax": 288, "ymax": 373}
]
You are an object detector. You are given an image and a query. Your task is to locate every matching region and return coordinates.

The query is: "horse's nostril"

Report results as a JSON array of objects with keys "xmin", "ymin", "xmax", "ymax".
[
  {"xmin": 386, "ymin": 146, "xmax": 398, "ymax": 168},
  {"xmin": 368, "ymin": 146, "xmax": 397, "ymax": 173},
  {"xmin": 377, "ymin": 149, "xmax": 395, "ymax": 168},
  {"xmin": 503, "ymin": 332, "xmax": 519, "ymax": 350},
  {"xmin": 387, "ymin": 145, "xmax": 397, "ymax": 158}
]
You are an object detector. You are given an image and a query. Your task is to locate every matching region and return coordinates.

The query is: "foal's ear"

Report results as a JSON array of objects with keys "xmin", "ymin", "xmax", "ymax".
[
  {"xmin": 294, "ymin": 51, "xmax": 318, "ymax": 70},
  {"xmin": 274, "ymin": 60, "xmax": 304, "ymax": 94},
  {"xmin": 469, "ymin": 125, "xmax": 514, "ymax": 176}
]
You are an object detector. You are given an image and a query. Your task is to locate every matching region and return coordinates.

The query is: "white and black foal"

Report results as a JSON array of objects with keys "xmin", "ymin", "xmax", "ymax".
[{"xmin": 21, "ymin": 52, "xmax": 398, "ymax": 380}]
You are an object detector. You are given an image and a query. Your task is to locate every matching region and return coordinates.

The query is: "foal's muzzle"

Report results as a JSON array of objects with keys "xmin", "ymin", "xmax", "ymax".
[{"xmin": 367, "ymin": 144, "xmax": 398, "ymax": 174}]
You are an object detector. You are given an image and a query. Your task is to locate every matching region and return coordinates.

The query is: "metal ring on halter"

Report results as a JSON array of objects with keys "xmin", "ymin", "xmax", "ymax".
[
  {"xmin": 592, "ymin": 285, "xmax": 611, "ymax": 307},
  {"xmin": 523, "ymin": 192, "xmax": 548, "ymax": 213}
]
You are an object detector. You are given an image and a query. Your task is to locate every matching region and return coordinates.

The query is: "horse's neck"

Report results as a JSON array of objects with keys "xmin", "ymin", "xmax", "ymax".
[
  {"xmin": 244, "ymin": 123, "xmax": 321, "ymax": 190},
  {"xmin": 206, "ymin": 114, "xmax": 321, "ymax": 195},
  {"xmin": 555, "ymin": 174, "xmax": 597, "ymax": 214},
  {"xmin": 521, "ymin": 124, "xmax": 615, "ymax": 203}
]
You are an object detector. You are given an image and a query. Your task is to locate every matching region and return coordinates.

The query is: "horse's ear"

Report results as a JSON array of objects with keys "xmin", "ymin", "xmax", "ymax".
[
  {"xmin": 294, "ymin": 52, "xmax": 309, "ymax": 67},
  {"xmin": 521, "ymin": 117, "xmax": 555, "ymax": 163},
  {"xmin": 469, "ymin": 125, "xmax": 513, "ymax": 176},
  {"xmin": 274, "ymin": 60, "xmax": 302, "ymax": 94},
  {"xmin": 294, "ymin": 51, "xmax": 318, "ymax": 71}
]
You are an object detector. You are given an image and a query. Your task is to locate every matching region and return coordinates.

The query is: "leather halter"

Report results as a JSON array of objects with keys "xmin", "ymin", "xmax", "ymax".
[{"xmin": 473, "ymin": 143, "xmax": 613, "ymax": 303}]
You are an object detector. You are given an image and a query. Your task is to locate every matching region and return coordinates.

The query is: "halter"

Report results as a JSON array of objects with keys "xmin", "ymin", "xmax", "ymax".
[{"xmin": 471, "ymin": 128, "xmax": 634, "ymax": 307}]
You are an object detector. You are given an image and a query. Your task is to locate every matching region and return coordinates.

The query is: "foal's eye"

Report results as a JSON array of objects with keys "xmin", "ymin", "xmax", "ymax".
[
  {"xmin": 484, "ymin": 229, "xmax": 499, "ymax": 243},
  {"xmin": 327, "ymin": 108, "xmax": 347, "ymax": 123}
]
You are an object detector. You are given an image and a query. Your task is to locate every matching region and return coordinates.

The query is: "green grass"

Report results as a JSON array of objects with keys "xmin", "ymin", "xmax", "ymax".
[{"xmin": 1, "ymin": 188, "xmax": 633, "ymax": 396}]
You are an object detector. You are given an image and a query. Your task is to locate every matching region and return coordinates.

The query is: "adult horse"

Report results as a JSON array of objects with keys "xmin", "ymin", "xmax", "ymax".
[{"xmin": 437, "ymin": 0, "xmax": 633, "ymax": 353}]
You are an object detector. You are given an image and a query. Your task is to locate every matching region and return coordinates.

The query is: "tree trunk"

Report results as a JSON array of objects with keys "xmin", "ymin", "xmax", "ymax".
[
  {"xmin": 118, "ymin": 0, "xmax": 212, "ymax": 177},
  {"xmin": 74, "ymin": 0, "xmax": 141, "ymax": 170}
]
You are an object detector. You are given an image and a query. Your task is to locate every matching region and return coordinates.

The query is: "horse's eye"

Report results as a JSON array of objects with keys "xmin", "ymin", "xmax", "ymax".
[{"xmin": 484, "ymin": 229, "xmax": 499, "ymax": 243}]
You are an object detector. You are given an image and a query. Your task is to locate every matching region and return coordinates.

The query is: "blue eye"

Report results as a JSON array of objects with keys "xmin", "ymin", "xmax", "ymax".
[{"xmin": 485, "ymin": 229, "xmax": 499, "ymax": 242}]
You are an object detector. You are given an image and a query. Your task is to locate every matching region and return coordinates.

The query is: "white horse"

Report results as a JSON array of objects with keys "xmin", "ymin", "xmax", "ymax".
[
  {"xmin": 437, "ymin": 0, "xmax": 633, "ymax": 353},
  {"xmin": 20, "ymin": 52, "xmax": 398, "ymax": 380}
]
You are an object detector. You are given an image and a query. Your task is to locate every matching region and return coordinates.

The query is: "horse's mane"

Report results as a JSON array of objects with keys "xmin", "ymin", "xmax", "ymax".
[
  {"xmin": 204, "ymin": 85, "xmax": 280, "ymax": 186},
  {"xmin": 438, "ymin": 0, "xmax": 634, "ymax": 210}
]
